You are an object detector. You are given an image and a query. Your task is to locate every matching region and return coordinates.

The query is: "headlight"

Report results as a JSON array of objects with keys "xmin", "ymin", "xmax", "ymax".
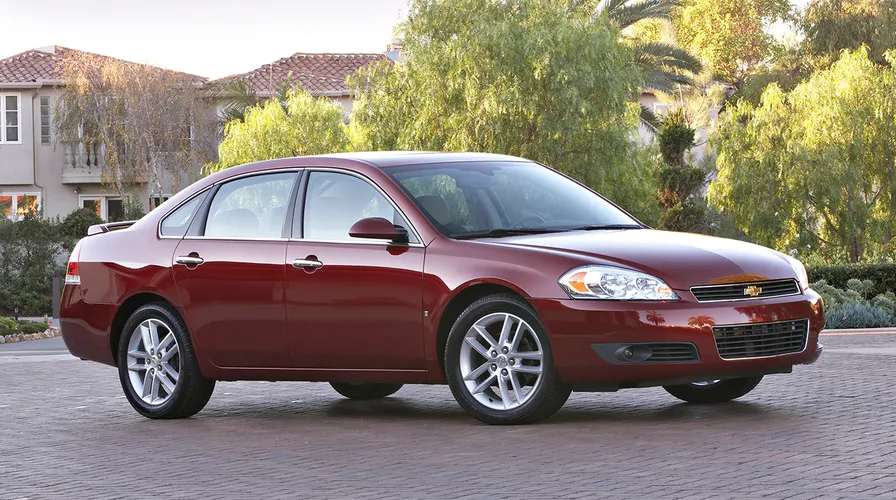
[
  {"xmin": 785, "ymin": 255, "xmax": 809, "ymax": 290},
  {"xmin": 558, "ymin": 265, "xmax": 679, "ymax": 300}
]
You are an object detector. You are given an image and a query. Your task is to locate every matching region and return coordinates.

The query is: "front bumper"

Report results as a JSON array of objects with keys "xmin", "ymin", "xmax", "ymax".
[{"xmin": 531, "ymin": 290, "xmax": 825, "ymax": 387}]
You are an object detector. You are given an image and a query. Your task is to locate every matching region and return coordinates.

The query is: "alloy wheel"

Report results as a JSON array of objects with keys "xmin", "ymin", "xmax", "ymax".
[
  {"xmin": 459, "ymin": 312, "xmax": 544, "ymax": 410},
  {"xmin": 126, "ymin": 318, "xmax": 181, "ymax": 406}
]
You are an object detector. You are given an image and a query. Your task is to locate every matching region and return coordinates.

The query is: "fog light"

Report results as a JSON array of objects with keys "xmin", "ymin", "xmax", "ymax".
[{"xmin": 623, "ymin": 347, "xmax": 634, "ymax": 359}]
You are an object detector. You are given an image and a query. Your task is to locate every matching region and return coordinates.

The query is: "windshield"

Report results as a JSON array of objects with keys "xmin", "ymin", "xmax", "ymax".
[{"xmin": 386, "ymin": 161, "xmax": 642, "ymax": 238}]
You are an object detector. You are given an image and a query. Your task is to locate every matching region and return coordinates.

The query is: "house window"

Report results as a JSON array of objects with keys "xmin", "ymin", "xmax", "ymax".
[
  {"xmin": 150, "ymin": 195, "xmax": 171, "ymax": 210},
  {"xmin": 40, "ymin": 96, "xmax": 51, "ymax": 145},
  {"xmin": 0, "ymin": 193, "xmax": 41, "ymax": 220},
  {"xmin": 0, "ymin": 93, "xmax": 21, "ymax": 143},
  {"xmin": 80, "ymin": 195, "xmax": 123, "ymax": 221}
]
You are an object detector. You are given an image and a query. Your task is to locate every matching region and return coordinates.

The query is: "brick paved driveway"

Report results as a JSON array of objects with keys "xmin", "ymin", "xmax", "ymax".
[{"xmin": 1, "ymin": 333, "xmax": 894, "ymax": 500}]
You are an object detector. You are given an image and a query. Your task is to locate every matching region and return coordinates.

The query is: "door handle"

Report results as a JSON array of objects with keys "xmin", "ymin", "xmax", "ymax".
[
  {"xmin": 175, "ymin": 255, "xmax": 205, "ymax": 266},
  {"xmin": 292, "ymin": 259, "xmax": 323, "ymax": 270}
]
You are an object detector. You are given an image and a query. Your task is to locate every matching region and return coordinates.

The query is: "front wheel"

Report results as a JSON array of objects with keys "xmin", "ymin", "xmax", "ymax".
[
  {"xmin": 330, "ymin": 382, "xmax": 403, "ymax": 399},
  {"xmin": 117, "ymin": 303, "xmax": 215, "ymax": 419},
  {"xmin": 445, "ymin": 293, "xmax": 571, "ymax": 425},
  {"xmin": 663, "ymin": 376, "xmax": 763, "ymax": 403}
]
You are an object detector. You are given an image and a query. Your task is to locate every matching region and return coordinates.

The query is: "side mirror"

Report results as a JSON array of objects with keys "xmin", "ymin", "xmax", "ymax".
[{"xmin": 349, "ymin": 217, "xmax": 409, "ymax": 243}]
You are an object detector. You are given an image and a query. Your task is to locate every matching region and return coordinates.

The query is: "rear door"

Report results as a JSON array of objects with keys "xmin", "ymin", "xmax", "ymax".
[{"xmin": 172, "ymin": 170, "xmax": 300, "ymax": 368}]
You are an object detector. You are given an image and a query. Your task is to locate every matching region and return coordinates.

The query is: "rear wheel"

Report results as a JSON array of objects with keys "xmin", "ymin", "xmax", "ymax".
[
  {"xmin": 663, "ymin": 376, "xmax": 763, "ymax": 403},
  {"xmin": 117, "ymin": 303, "xmax": 215, "ymax": 419},
  {"xmin": 445, "ymin": 294, "xmax": 571, "ymax": 425},
  {"xmin": 330, "ymin": 382, "xmax": 403, "ymax": 400}
]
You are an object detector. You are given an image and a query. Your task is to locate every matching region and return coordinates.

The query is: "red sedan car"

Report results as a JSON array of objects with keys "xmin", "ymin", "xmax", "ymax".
[{"xmin": 61, "ymin": 152, "xmax": 824, "ymax": 424}]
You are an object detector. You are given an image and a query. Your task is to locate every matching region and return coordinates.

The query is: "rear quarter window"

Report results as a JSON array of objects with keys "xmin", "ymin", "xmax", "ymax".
[{"xmin": 160, "ymin": 192, "xmax": 207, "ymax": 237}]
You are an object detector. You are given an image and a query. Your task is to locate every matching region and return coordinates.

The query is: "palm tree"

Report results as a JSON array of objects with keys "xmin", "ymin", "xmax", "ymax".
[{"xmin": 575, "ymin": 0, "xmax": 703, "ymax": 131}]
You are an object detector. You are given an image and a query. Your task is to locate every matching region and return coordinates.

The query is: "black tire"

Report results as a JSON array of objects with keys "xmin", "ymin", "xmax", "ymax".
[
  {"xmin": 117, "ymin": 303, "xmax": 215, "ymax": 419},
  {"xmin": 330, "ymin": 382, "xmax": 403, "ymax": 400},
  {"xmin": 663, "ymin": 376, "xmax": 763, "ymax": 403},
  {"xmin": 444, "ymin": 293, "xmax": 571, "ymax": 425}
]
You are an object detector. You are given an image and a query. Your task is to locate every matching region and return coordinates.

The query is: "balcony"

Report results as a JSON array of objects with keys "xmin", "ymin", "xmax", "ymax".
[{"xmin": 61, "ymin": 141, "xmax": 106, "ymax": 184}]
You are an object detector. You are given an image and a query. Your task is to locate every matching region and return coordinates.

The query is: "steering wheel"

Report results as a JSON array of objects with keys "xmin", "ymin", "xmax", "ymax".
[{"xmin": 509, "ymin": 213, "xmax": 547, "ymax": 229}]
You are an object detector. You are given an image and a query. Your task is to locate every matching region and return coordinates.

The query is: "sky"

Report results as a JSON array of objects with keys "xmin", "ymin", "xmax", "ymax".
[{"xmin": 2, "ymin": 0, "xmax": 410, "ymax": 79}]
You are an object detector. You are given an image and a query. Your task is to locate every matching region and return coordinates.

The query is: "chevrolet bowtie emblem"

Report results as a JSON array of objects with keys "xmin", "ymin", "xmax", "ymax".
[{"xmin": 744, "ymin": 285, "xmax": 763, "ymax": 297}]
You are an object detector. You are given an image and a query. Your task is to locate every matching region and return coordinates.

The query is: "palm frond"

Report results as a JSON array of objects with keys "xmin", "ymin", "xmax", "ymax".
[
  {"xmin": 639, "ymin": 104, "xmax": 660, "ymax": 133},
  {"xmin": 632, "ymin": 41, "xmax": 703, "ymax": 93},
  {"xmin": 603, "ymin": 0, "xmax": 683, "ymax": 29}
]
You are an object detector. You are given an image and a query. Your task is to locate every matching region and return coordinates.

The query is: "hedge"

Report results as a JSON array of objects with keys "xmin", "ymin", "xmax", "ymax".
[{"xmin": 808, "ymin": 264, "xmax": 896, "ymax": 298}]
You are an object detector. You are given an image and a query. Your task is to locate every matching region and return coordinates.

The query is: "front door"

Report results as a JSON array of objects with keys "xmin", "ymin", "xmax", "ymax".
[
  {"xmin": 285, "ymin": 170, "xmax": 425, "ymax": 370},
  {"xmin": 172, "ymin": 171, "xmax": 298, "ymax": 368}
]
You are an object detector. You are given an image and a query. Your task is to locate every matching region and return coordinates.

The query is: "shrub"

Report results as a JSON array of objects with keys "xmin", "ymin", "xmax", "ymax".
[
  {"xmin": 825, "ymin": 302, "xmax": 896, "ymax": 330},
  {"xmin": 808, "ymin": 264, "xmax": 896, "ymax": 297},
  {"xmin": 0, "ymin": 317, "xmax": 16, "ymax": 336},
  {"xmin": 16, "ymin": 320, "xmax": 48, "ymax": 335},
  {"xmin": 0, "ymin": 215, "xmax": 65, "ymax": 316},
  {"xmin": 59, "ymin": 208, "xmax": 103, "ymax": 242}
]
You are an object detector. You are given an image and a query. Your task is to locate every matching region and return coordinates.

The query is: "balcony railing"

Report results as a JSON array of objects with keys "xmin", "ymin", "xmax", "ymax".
[{"xmin": 61, "ymin": 141, "xmax": 105, "ymax": 184}]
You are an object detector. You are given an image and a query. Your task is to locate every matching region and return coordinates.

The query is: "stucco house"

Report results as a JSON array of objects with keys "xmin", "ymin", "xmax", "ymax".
[
  {"xmin": 0, "ymin": 46, "xmax": 388, "ymax": 221},
  {"xmin": 0, "ymin": 46, "xmax": 211, "ymax": 221}
]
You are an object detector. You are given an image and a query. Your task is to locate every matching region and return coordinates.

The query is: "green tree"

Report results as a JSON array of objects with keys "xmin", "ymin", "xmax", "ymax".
[
  {"xmin": 655, "ymin": 109, "xmax": 707, "ymax": 231},
  {"xmin": 710, "ymin": 48, "xmax": 896, "ymax": 263},
  {"xmin": 350, "ymin": 0, "xmax": 658, "ymax": 221},
  {"xmin": 676, "ymin": 0, "xmax": 792, "ymax": 82},
  {"xmin": 802, "ymin": 0, "xmax": 896, "ymax": 68},
  {"xmin": 207, "ymin": 88, "xmax": 351, "ymax": 172}
]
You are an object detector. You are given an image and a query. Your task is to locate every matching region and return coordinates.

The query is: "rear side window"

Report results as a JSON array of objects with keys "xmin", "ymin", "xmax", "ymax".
[
  {"xmin": 160, "ymin": 192, "xmax": 206, "ymax": 237},
  {"xmin": 205, "ymin": 172, "xmax": 297, "ymax": 239}
]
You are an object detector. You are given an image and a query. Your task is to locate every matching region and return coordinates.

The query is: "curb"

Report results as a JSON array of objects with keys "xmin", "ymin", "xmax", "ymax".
[
  {"xmin": 0, "ymin": 327, "xmax": 62, "ymax": 344},
  {"xmin": 820, "ymin": 328, "xmax": 896, "ymax": 336}
]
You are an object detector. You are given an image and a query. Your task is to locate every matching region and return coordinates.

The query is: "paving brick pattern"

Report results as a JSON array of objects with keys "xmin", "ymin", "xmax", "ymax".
[{"xmin": 0, "ymin": 333, "xmax": 894, "ymax": 499}]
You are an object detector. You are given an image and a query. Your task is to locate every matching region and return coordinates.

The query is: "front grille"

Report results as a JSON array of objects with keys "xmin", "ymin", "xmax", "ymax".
[
  {"xmin": 713, "ymin": 319, "xmax": 808, "ymax": 360},
  {"xmin": 645, "ymin": 343, "xmax": 699, "ymax": 362},
  {"xmin": 690, "ymin": 279, "xmax": 800, "ymax": 302}
]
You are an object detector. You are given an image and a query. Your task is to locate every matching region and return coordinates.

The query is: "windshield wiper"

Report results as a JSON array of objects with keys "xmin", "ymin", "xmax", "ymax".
[
  {"xmin": 452, "ymin": 228, "xmax": 565, "ymax": 240},
  {"xmin": 568, "ymin": 224, "xmax": 644, "ymax": 231}
]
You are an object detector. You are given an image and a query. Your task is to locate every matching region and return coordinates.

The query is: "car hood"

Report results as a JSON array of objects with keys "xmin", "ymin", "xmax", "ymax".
[{"xmin": 488, "ymin": 229, "xmax": 797, "ymax": 290}]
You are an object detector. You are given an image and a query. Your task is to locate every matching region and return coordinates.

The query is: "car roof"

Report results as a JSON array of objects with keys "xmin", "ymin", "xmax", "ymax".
[{"xmin": 309, "ymin": 151, "xmax": 531, "ymax": 168}]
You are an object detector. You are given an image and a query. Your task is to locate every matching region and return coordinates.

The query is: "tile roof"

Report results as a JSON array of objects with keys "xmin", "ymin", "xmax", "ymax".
[
  {"xmin": 0, "ymin": 46, "xmax": 207, "ymax": 85},
  {"xmin": 212, "ymin": 53, "xmax": 389, "ymax": 97}
]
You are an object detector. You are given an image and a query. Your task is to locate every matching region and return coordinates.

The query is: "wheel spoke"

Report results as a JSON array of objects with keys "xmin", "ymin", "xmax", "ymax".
[
  {"xmin": 513, "ymin": 350, "xmax": 542, "ymax": 360},
  {"xmin": 128, "ymin": 350, "xmax": 149, "ymax": 360},
  {"xmin": 464, "ymin": 336, "xmax": 492, "ymax": 359},
  {"xmin": 149, "ymin": 372, "xmax": 161, "ymax": 401},
  {"xmin": 161, "ymin": 346, "xmax": 178, "ymax": 362},
  {"xmin": 509, "ymin": 321, "xmax": 525, "ymax": 352},
  {"xmin": 473, "ymin": 325, "xmax": 497, "ymax": 348},
  {"xmin": 510, "ymin": 371, "xmax": 524, "ymax": 401},
  {"xmin": 464, "ymin": 361, "xmax": 491, "ymax": 381},
  {"xmin": 140, "ymin": 325, "xmax": 153, "ymax": 353},
  {"xmin": 497, "ymin": 375, "xmax": 512, "ymax": 409},
  {"xmin": 513, "ymin": 364, "xmax": 542, "ymax": 374},
  {"xmin": 141, "ymin": 370, "xmax": 153, "ymax": 398},
  {"xmin": 497, "ymin": 314, "xmax": 513, "ymax": 346},
  {"xmin": 127, "ymin": 361, "xmax": 147, "ymax": 372},
  {"xmin": 158, "ymin": 333, "xmax": 176, "ymax": 352},
  {"xmin": 161, "ymin": 362, "xmax": 179, "ymax": 382},
  {"xmin": 471, "ymin": 372, "xmax": 497, "ymax": 394},
  {"xmin": 158, "ymin": 372, "xmax": 177, "ymax": 394},
  {"xmin": 148, "ymin": 321, "xmax": 161, "ymax": 350}
]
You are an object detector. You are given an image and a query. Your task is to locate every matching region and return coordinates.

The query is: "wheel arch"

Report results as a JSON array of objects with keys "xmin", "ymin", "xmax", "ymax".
[
  {"xmin": 434, "ymin": 281, "xmax": 530, "ymax": 372},
  {"xmin": 110, "ymin": 292, "xmax": 179, "ymax": 365}
]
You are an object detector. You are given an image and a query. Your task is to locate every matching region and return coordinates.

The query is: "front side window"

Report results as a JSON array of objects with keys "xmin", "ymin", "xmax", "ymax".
[
  {"xmin": 387, "ymin": 161, "xmax": 641, "ymax": 238},
  {"xmin": 302, "ymin": 171, "xmax": 415, "ymax": 242},
  {"xmin": 1, "ymin": 94, "xmax": 20, "ymax": 143},
  {"xmin": 205, "ymin": 172, "xmax": 296, "ymax": 238}
]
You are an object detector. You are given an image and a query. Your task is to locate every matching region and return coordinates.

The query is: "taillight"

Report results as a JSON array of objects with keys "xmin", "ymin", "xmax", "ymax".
[{"xmin": 65, "ymin": 240, "xmax": 83, "ymax": 285}]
